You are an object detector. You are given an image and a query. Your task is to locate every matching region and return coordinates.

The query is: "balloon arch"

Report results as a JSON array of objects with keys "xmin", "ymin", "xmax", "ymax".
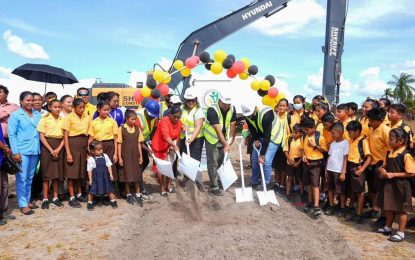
[{"xmin": 134, "ymin": 50, "xmax": 286, "ymax": 108}]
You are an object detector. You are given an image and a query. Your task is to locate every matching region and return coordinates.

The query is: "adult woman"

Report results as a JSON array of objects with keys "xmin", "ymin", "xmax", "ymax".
[
  {"xmin": 151, "ymin": 106, "xmax": 182, "ymax": 196},
  {"xmin": 180, "ymin": 88, "xmax": 204, "ymax": 161},
  {"xmin": 8, "ymin": 91, "xmax": 42, "ymax": 215},
  {"xmin": 60, "ymin": 95, "xmax": 73, "ymax": 118},
  {"xmin": 93, "ymin": 92, "xmax": 124, "ymax": 127},
  {"xmin": 33, "ymin": 93, "xmax": 48, "ymax": 116}
]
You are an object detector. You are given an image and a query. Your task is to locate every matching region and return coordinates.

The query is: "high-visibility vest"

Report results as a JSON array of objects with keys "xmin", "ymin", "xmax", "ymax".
[
  {"xmin": 180, "ymin": 106, "xmax": 204, "ymax": 139},
  {"xmin": 270, "ymin": 112, "xmax": 287, "ymax": 145},
  {"xmin": 136, "ymin": 108, "xmax": 155, "ymax": 141},
  {"xmin": 159, "ymin": 101, "xmax": 169, "ymax": 118},
  {"xmin": 245, "ymin": 107, "xmax": 271, "ymax": 134},
  {"xmin": 204, "ymin": 104, "xmax": 233, "ymax": 145}
]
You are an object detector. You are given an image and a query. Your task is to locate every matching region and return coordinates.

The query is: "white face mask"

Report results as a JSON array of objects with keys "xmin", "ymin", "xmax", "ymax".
[{"xmin": 293, "ymin": 104, "xmax": 303, "ymax": 111}]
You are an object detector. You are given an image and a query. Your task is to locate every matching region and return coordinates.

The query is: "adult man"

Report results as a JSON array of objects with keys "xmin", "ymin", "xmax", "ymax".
[
  {"xmin": 160, "ymin": 88, "xmax": 174, "ymax": 118},
  {"xmin": 76, "ymin": 87, "xmax": 96, "ymax": 116},
  {"xmin": 204, "ymin": 92, "xmax": 237, "ymax": 196}
]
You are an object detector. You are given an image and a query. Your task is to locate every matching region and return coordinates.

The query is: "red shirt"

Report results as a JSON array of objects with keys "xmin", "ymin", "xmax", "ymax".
[{"xmin": 151, "ymin": 116, "xmax": 182, "ymax": 153}]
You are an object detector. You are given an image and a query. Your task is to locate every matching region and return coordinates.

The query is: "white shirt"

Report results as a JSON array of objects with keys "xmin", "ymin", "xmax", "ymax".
[
  {"xmin": 87, "ymin": 154, "xmax": 113, "ymax": 172},
  {"xmin": 327, "ymin": 140, "xmax": 349, "ymax": 173}
]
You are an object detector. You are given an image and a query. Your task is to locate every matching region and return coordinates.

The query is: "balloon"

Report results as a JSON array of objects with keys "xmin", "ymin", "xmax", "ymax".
[
  {"xmin": 240, "ymin": 57, "xmax": 251, "ymax": 69},
  {"xmin": 134, "ymin": 90, "xmax": 143, "ymax": 103},
  {"xmin": 157, "ymin": 83, "xmax": 170, "ymax": 96},
  {"xmin": 259, "ymin": 80, "xmax": 271, "ymax": 91},
  {"xmin": 248, "ymin": 65, "xmax": 258, "ymax": 75},
  {"xmin": 146, "ymin": 76, "xmax": 157, "ymax": 89},
  {"xmin": 151, "ymin": 88, "xmax": 161, "ymax": 99},
  {"xmin": 262, "ymin": 95, "xmax": 274, "ymax": 107},
  {"xmin": 213, "ymin": 49, "xmax": 227, "ymax": 63},
  {"xmin": 239, "ymin": 72, "xmax": 249, "ymax": 80},
  {"xmin": 265, "ymin": 75, "xmax": 276, "ymax": 86},
  {"xmin": 180, "ymin": 67, "xmax": 191, "ymax": 77},
  {"xmin": 141, "ymin": 86, "xmax": 151, "ymax": 98},
  {"xmin": 268, "ymin": 87, "xmax": 279, "ymax": 98},
  {"xmin": 141, "ymin": 97, "xmax": 151, "ymax": 107},
  {"xmin": 275, "ymin": 92, "xmax": 286, "ymax": 102},
  {"xmin": 185, "ymin": 55, "xmax": 199, "ymax": 69},
  {"xmin": 205, "ymin": 59, "xmax": 214, "ymax": 70},
  {"xmin": 226, "ymin": 69, "xmax": 237, "ymax": 78},
  {"xmin": 251, "ymin": 80, "xmax": 260, "ymax": 91},
  {"xmin": 257, "ymin": 89, "xmax": 268, "ymax": 97},
  {"xmin": 222, "ymin": 58, "xmax": 234, "ymax": 69},
  {"xmin": 199, "ymin": 51, "xmax": 211, "ymax": 63},
  {"xmin": 153, "ymin": 70, "xmax": 164, "ymax": 82},
  {"xmin": 173, "ymin": 60, "xmax": 184, "ymax": 70},
  {"xmin": 162, "ymin": 74, "xmax": 171, "ymax": 84},
  {"xmin": 231, "ymin": 61, "xmax": 245, "ymax": 74},
  {"xmin": 227, "ymin": 54, "xmax": 236, "ymax": 62},
  {"xmin": 211, "ymin": 62, "xmax": 223, "ymax": 75}
]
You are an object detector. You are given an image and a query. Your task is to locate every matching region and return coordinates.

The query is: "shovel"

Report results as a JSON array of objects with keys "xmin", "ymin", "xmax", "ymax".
[
  {"xmin": 177, "ymin": 130, "xmax": 203, "ymax": 183},
  {"xmin": 234, "ymin": 136, "xmax": 253, "ymax": 203},
  {"xmin": 148, "ymin": 143, "xmax": 175, "ymax": 179},
  {"xmin": 217, "ymin": 152, "xmax": 238, "ymax": 191},
  {"xmin": 253, "ymin": 145, "xmax": 279, "ymax": 206}
]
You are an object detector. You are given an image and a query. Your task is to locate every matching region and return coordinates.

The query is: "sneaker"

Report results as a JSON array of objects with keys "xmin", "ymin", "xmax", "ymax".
[
  {"xmin": 324, "ymin": 206, "xmax": 335, "ymax": 216},
  {"xmin": 313, "ymin": 207, "xmax": 322, "ymax": 218},
  {"xmin": 102, "ymin": 197, "xmax": 111, "ymax": 206},
  {"xmin": 110, "ymin": 201, "xmax": 118, "ymax": 209},
  {"xmin": 133, "ymin": 195, "xmax": 144, "ymax": 207},
  {"xmin": 87, "ymin": 202, "xmax": 94, "ymax": 211},
  {"xmin": 303, "ymin": 203, "xmax": 313, "ymax": 213},
  {"xmin": 69, "ymin": 198, "xmax": 82, "ymax": 208},
  {"xmin": 41, "ymin": 200, "xmax": 49, "ymax": 209},
  {"xmin": 375, "ymin": 227, "xmax": 392, "ymax": 236},
  {"xmin": 141, "ymin": 191, "xmax": 150, "ymax": 201},
  {"xmin": 76, "ymin": 195, "xmax": 88, "ymax": 203},
  {"xmin": 211, "ymin": 189, "xmax": 223, "ymax": 196},
  {"xmin": 126, "ymin": 195, "xmax": 136, "ymax": 205},
  {"xmin": 52, "ymin": 199, "xmax": 64, "ymax": 208}
]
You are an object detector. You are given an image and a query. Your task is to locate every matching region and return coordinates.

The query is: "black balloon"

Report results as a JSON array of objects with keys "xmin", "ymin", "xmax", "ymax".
[
  {"xmin": 248, "ymin": 65, "xmax": 258, "ymax": 75},
  {"xmin": 265, "ymin": 75, "xmax": 276, "ymax": 86},
  {"xmin": 227, "ymin": 54, "xmax": 236, "ymax": 62},
  {"xmin": 141, "ymin": 97, "xmax": 151, "ymax": 107},
  {"xmin": 199, "ymin": 51, "xmax": 211, "ymax": 63},
  {"xmin": 222, "ymin": 58, "xmax": 234, "ymax": 69},
  {"xmin": 205, "ymin": 59, "xmax": 214, "ymax": 70},
  {"xmin": 146, "ymin": 77, "xmax": 157, "ymax": 89},
  {"xmin": 257, "ymin": 89, "xmax": 268, "ymax": 97},
  {"xmin": 151, "ymin": 88, "xmax": 161, "ymax": 99}
]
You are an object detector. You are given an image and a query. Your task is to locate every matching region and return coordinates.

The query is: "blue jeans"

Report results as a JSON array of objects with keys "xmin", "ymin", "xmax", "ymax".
[
  {"xmin": 263, "ymin": 142, "xmax": 280, "ymax": 185},
  {"xmin": 15, "ymin": 155, "xmax": 39, "ymax": 208},
  {"xmin": 250, "ymin": 139, "xmax": 263, "ymax": 185}
]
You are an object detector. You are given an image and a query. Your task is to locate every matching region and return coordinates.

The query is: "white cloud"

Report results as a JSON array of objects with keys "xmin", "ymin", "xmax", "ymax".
[
  {"xmin": 390, "ymin": 60, "xmax": 415, "ymax": 75},
  {"xmin": 354, "ymin": 67, "xmax": 388, "ymax": 98},
  {"xmin": 250, "ymin": 0, "xmax": 325, "ymax": 36},
  {"xmin": 3, "ymin": 30, "xmax": 49, "ymax": 60},
  {"xmin": 0, "ymin": 66, "xmax": 12, "ymax": 78}
]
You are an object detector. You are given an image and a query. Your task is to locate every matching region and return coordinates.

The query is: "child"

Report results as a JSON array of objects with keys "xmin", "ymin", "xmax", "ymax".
[
  {"xmin": 37, "ymin": 100, "xmax": 65, "ymax": 209},
  {"xmin": 360, "ymin": 98, "xmax": 378, "ymax": 138},
  {"xmin": 379, "ymin": 98, "xmax": 391, "ymax": 126},
  {"xmin": 62, "ymin": 98, "xmax": 90, "ymax": 208},
  {"xmin": 345, "ymin": 120, "xmax": 372, "ymax": 224},
  {"xmin": 300, "ymin": 116, "xmax": 327, "ymax": 218},
  {"xmin": 321, "ymin": 113, "xmax": 335, "ymax": 148},
  {"xmin": 335, "ymin": 103, "xmax": 351, "ymax": 140},
  {"xmin": 388, "ymin": 104, "xmax": 414, "ymax": 153},
  {"xmin": 117, "ymin": 110, "xmax": 144, "ymax": 207},
  {"xmin": 284, "ymin": 124, "xmax": 303, "ymax": 197},
  {"xmin": 347, "ymin": 102, "xmax": 358, "ymax": 121},
  {"xmin": 376, "ymin": 128, "xmax": 415, "ymax": 242},
  {"xmin": 324, "ymin": 122, "xmax": 349, "ymax": 216},
  {"xmin": 87, "ymin": 141, "xmax": 117, "ymax": 210}
]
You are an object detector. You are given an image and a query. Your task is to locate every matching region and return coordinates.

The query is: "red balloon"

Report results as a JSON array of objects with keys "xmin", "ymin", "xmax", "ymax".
[
  {"xmin": 226, "ymin": 69, "xmax": 237, "ymax": 78},
  {"xmin": 157, "ymin": 83, "xmax": 170, "ymax": 96},
  {"xmin": 185, "ymin": 55, "xmax": 200, "ymax": 69},
  {"xmin": 231, "ymin": 61, "xmax": 245, "ymax": 74},
  {"xmin": 268, "ymin": 87, "xmax": 279, "ymax": 98},
  {"xmin": 134, "ymin": 90, "xmax": 144, "ymax": 103}
]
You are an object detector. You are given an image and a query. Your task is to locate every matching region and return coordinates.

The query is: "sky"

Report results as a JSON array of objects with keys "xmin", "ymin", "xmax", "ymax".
[{"xmin": 0, "ymin": 0, "xmax": 415, "ymax": 105}]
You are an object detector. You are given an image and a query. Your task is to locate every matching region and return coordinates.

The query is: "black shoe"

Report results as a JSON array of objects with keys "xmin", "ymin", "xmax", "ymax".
[
  {"xmin": 303, "ymin": 203, "xmax": 313, "ymax": 213},
  {"xmin": 102, "ymin": 197, "xmax": 111, "ymax": 206},
  {"xmin": 4, "ymin": 214, "xmax": 16, "ymax": 221},
  {"xmin": 110, "ymin": 201, "xmax": 118, "ymax": 209},
  {"xmin": 76, "ymin": 195, "xmax": 88, "ymax": 203},
  {"xmin": 355, "ymin": 215, "xmax": 364, "ymax": 224},
  {"xmin": 211, "ymin": 189, "xmax": 223, "ymax": 196},
  {"xmin": 324, "ymin": 206, "xmax": 335, "ymax": 216},
  {"xmin": 126, "ymin": 195, "xmax": 136, "ymax": 205},
  {"xmin": 87, "ymin": 202, "xmax": 94, "ymax": 211},
  {"xmin": 133, "ymin": 195, "xmax": 144, "ymax": 207},
  {"xmin": 41, "ymin": 200, "xmax": 49, "ymax": 209},
  {"xmin": 372, "ymin": 216, "xmax": 386, "ymax": 228},
  {"xmin": 335, "ymin": 208, "xmax": 346, "ymax": 218},
  {"xmin": 52, "ymin": 199, "xmax": 64, "ymax": 208},
  {"xmin": 388, "ymin": 234, "xmax": 405, "ymax": 242},
  {"xmin": 375, "ymin": 227, "xmax": 392, "ymax": 236},
  {"xmin": 0, "ymin": 219, "xmax": 7, "ymax": 225},
  {"xmin": 69, "ymin": 198, "xmax": 82, "ymax": 208},
  {"xmin": 313, "ymin": 207, "xmax": 322, "ymax": 218}
]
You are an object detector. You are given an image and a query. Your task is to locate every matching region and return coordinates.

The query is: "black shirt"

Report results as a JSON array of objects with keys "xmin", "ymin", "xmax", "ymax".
[
  {"xmin": 207, "ymin": 106, "xmax": 237, "ymax": 136},
  {"xmin": 260, "ymin": 110, "xmax": 276, "ymax": 156}
]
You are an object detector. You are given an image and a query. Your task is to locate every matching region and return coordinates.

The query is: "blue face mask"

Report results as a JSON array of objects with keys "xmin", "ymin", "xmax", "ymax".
[{"xmin": 293, "ymin": 104, "xmax": 303, "ymax": 111}]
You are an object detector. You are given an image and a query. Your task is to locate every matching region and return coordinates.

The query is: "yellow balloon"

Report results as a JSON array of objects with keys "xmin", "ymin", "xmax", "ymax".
[
  {"xmin": 262, "ymin": 95, "xmax": 274, "ymax": 107},
  {"xmin": 270, "ymin": 98, "xmax": 278, "ymax": 108},
  {"xmin": 153, "ymin": 70, "xmax": 164, "ymax": 82},
  {"xmin": 173, "ymin": 60, "xmax": 184, "ymax": 70},
  {"xmin": 213, "ymin": 50, "xmax": 227, "ymax": 63},
  {"xmin": 260, "ymin": 80, "xmax": 271, "ymax": 91},
  {"xmin": 239, "ymin": 72, "xmax": 249, "ymax": 80},
  {"xmin": 251, "ymin": 80, "xmax": 260, "ymax": 91},
  {"xmin": 240, "ymin": 57, "xmax": 251, "ymax": 69},
  {"xmin": 180, "ymin": 67, "xmax": 191, "ymax": 77},
  {"xmin": 211, "ymin": 62, "xmax": 223, "ymax": 75},
  {"xmin": 275, "ymin": 92, "xmax": 286, "ymax": 103},
  {"xmin": 162, "ymin": 74, "xmax": 172, "ymax": 83},
  {"xmin": 141, "ymin": 86, "xmax": 151, "ymax": 98}
]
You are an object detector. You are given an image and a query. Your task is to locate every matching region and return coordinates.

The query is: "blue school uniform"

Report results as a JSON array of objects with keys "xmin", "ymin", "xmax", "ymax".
[{"xmin": 88, "ymin": 154, "xmax": 115, "ymax": 195}]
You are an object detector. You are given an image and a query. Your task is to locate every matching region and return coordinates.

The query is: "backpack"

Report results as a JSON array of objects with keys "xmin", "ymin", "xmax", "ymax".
[
  {"xmin": 287, "ymin": 113, "xmax": 292, "ymax": 132},
  {"xmin": 302, "ymin": 131, "xmax": 321, "ymax": 147},
  {"xmin": 386, "ymin": 150, "xmax": 409, "ymax": 173},
  {"xmin": 357, "ymin": 136, "xmax": 367, "ymax": 164}
]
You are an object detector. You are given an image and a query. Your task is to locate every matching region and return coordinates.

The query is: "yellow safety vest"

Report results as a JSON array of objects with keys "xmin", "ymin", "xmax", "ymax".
[
  {"xmin": 136, "ymin": 108, "xmax": 155, "ymax": 141},
  {"xmin": 270, "ymin": 112, "xmax": 287, "ymax": 145},
  {"xmin": 159, "ymin": 101, "xmax": 169, "ymax": 118},
  {"xmin": 204, "ymin": 104, "xmax": 233, "ymax": 145},
  {"xmin": 180, "ymin": 106, "xmax": 204, "ymax": 139}
]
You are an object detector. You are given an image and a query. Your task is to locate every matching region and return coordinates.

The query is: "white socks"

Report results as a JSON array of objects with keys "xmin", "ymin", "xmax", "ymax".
[{"xmin": 397, "ymin": 231, "xmax": 405, "ymax": 238}]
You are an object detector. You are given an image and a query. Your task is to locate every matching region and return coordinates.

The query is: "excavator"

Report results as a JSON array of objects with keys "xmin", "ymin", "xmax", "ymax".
[{"xmin": 91, "ymin": 0, "xmax": 347, "ymax": 107}]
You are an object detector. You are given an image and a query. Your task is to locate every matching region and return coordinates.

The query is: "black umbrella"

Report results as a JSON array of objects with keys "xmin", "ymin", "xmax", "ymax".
[{"xmin": 12, "ymin": 63, "xmax": 79, "ymax": 93}]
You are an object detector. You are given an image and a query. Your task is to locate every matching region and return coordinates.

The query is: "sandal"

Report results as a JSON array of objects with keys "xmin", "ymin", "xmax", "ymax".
[
  {"xmin": 20, "ymin": 208, "xmax": 34, "ymax": 215},
  {"xmin": 388, "ymin": 234, "xmax": 405, "ymax": 242},
  {"xmin": 160, "ymin": 192, "xmax": 168, "ymax": 197},
  {"xmin": 168, "ymin": 188, "xmax": 176, "ymax": 194},
  {"xmin": 375, "ymin": 227, "xmax": 392, "ymax": 236}
]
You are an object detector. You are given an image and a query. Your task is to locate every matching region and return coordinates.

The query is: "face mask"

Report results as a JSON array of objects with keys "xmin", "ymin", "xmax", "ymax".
[{"xmin": 293, "ymin": 104, "xmax": 303, "ymax": 111}]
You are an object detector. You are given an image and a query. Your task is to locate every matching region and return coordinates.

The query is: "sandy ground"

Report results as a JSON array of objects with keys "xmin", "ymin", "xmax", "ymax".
[{"xmin": 1, "ymin": 144, "xmax": 415, "ymax": 260}]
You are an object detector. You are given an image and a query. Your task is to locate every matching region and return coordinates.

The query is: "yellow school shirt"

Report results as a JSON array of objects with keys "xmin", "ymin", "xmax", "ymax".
[
  {"xmin": 84, "ymin": 102, "xmax": 96, "ymax": 117},
  {"xmin": 369, "ymin": 122, "xmax": 390, "ymax": 165},
  {"xmin": 283, "ymin": 137, "xmax": 302, "ymax": 164},
  {"xmin": 384, "ymin": 113, "xmax": 390, "ymax": 127},
  {"xmin": 360, "ymin": 116, "xmax": 370, "ymax": 138},
  {"xmin": 350, "ymin": 115, "xmax": 357, "ymax": 121},
  {"xmin": 341, "ymin": 118, "xmax": 352, "ymax": 140},
  {"xmin": 117, "ymin": 124, "xmax": 144, "ymax": 143},
  {"xmin": 311, "ymin": 111, "xmax": 319, "ymax": 124},
  {"xmin": 391, "ymin": 120, "xmax": 413, "ymax": 144},
  {"xmin": 37, "ymin": 114, "xmax": 64, "ymax": 138},
  {"xmin": 300, "ymin": 133, "xmax": 327, "ymax": 160},
  {"xmin": 88, "ymin": 117, "xmax": 118, "ymax": 141},
  {"xmin": 348, "ymin": 135, "xmax": 371, "ymax": 164},
  {"xmin": 290, "ymin": 111, "xmax": 303, "ymax": 131},
  {"xmin": 388, "ymin": 146, "xmax": 415, "ymax": 174},
  {"xmin": 61, "ymin": 112, "xmax": 90, "ymax": 137},
  {"xmin": 323, "ymin": 128, "xmax": 333, "ymax": 148}
]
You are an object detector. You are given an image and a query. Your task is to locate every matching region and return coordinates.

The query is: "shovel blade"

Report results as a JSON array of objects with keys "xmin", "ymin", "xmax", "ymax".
[
  {"xmin": 235, "ymin": 187, "xmax": 254, "ymax": 203},
  {"xmin": 218, "ymin": 160, "xmax": 238, "ymax": 191},
  {"xmin": 178, "ymin": 154, "xmax": 200, "ymax": 182},
  {"xmin": 257, "ymin": 191, "xmax": 279, "ymax": 206}
]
